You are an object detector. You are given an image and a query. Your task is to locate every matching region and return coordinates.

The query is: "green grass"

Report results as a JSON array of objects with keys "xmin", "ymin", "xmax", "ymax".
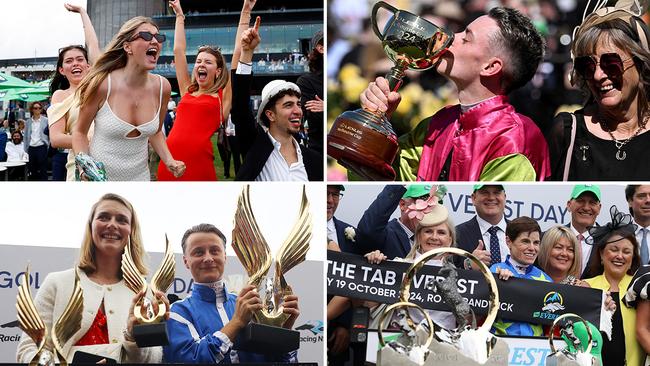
[{"xmin": 149, "ymin": 135, "xmax": 235, "ymax": 181}]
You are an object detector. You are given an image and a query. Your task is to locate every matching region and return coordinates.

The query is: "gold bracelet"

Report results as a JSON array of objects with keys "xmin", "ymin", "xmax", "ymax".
[{"xmin": 176, "ymin": 14, "xmax": 185, "ymax": 20}]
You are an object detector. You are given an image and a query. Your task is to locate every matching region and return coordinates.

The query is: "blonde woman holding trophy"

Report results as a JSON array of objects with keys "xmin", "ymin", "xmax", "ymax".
[{"xmin": 16, "ymin": 193, "xmax": 166, "ymax": 362}]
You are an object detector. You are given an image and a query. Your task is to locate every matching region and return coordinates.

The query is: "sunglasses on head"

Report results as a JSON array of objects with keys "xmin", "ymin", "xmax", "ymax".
[
  {"xmin": 573, "ymin": 53, "xmax": 634, "ymax": 80},
  {"xmin": 131, "ymin": 31, "xmax": 166, "ymax": 43}
]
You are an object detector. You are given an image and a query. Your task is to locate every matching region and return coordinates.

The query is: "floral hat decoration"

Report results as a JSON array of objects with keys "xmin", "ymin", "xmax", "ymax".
[
  {"xmin": 405, "ymin": 185, "xmax": 449, "ymax": 226},
  {"xmin": 586, "ymin": 205, "xmax": 636, "ymax": 247}
]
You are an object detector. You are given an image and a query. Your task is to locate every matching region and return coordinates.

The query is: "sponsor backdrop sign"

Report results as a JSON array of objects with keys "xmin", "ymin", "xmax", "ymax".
[
  {"xmin": 328, "ymin": 251, "xmax": 603, "ymax": 326},
  {"xmin": 0, "ymin": 244, "xmax": 323, "ymax": 363},
  {"xmin": 335, "ymin": 184, "xmax": 629, "ymax": 232}
]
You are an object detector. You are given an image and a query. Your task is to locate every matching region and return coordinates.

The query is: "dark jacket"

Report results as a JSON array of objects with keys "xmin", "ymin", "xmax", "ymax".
[
  {"xmin": 333, "ymin": 217, "xmax": 356, "ymax": 254},
  {"xmin": 456, "ymin": 216, "xmax": 509, "ymax": 267},
  {"xmin": 296, "ymin": 70, "xmax": 323, "ymax": 154},
  {"xmin": 356, "ymin": 185, "xmax": 411, "ymax": 259},
  {"xmin": 230, "ymin": 71, "xmax": 322, "ymax": 181}
]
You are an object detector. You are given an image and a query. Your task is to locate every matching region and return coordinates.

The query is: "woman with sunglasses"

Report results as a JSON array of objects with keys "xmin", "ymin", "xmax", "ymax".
[
  {"xmin": 47, "ymin": 3, "xmax": 100, "ymax": 181},
  {"xmin": 547, "ymin": 5, "xmax": 650, "ymax": 180},
  {"xmin": 156, "ymin": 0, "xmax": 235, "ymax": 181},
  {"xmin": 72, "ymin": 17, "xmax": 185, "ymax": 181}
]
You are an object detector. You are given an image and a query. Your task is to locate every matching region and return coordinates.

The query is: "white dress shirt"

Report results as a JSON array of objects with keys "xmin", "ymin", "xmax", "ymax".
[
  {"xmin": 5, "ymin": 142, "xmax": 28, "ymax": 161},
  {"xmin": 327, "ymin": 218, "xmax": 337, "ymax": 242},
  {"xmin": 255, "ymin": 131, "xmax": 308, "ymax": 181},
  {"xmin": 569, "ymin": 224, "xmax": 593, "ymax": 274},
  {"xmin": 476, "ymin": 215, "xmax": 509, "ymax": 263},
  {"xmin": 29, "ymin": 118, "xmax": 44, "ymax": 147},
  {"xmin": 634, "ymin": 220, "xmax": 650, "ymax": 265}
]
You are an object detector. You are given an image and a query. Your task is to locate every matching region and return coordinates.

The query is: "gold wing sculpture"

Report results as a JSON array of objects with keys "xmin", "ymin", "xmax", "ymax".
[
  {"xmin": 121, "ymin": 235, "xmax": 175, "ymax": 324},
  {"xmin": 232, "ymin": 185, "xmax": 312, "ymax": 327},
  {"xmin": 17, "ymin": 265, "xmax": 83, "ymax": 366}
]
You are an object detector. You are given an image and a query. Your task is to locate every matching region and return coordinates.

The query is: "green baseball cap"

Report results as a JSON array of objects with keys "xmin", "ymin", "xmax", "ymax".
[
  {"xmin": 402, "ymin": 184, "xmax": 431, "ymax": 199},
  {"xmin": 473, "ymin": 184, "xmax": 505, "ymax": 192},
  {"xmin": 561, "ymin": 320, "xmax": 602, "ymax": 364},
  {"xmin": 570, "ymin": 185, "xmax": 601, "ymax": 201}
]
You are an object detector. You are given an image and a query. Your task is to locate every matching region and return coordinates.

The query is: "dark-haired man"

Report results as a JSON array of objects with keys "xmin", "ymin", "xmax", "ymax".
[
  {"xmin": 164, "ymin": 223, "xmax": 299, "ymax": 363},
  {"xmin": 360, "ymin": 7, "xmax": 549, "ymax": 181},
  {"xmin": 232, "ymin": 18, "xmax": 322, "ymax": 181}
]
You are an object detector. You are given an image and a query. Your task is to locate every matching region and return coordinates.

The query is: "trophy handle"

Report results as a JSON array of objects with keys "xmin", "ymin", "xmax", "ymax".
[
  {"xmin": 371, "ymin": 1, "xmax": 398, "ymax": 41},
  {"xmin": 401, "ymin": 248, "xmax": 500, "ymax": 335},
  {"xmin": 377, "ymin": 301, "xmax": 434, "ymax": 349},
  {"xmin": 548, "ymin": 313, "xmax": 593, "ymax": 354}
]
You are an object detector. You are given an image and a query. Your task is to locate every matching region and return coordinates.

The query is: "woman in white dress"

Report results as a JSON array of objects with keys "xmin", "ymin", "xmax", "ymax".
[{"xmin": 72, "ymin": 16, "xmax": 185, "ymax": 181}]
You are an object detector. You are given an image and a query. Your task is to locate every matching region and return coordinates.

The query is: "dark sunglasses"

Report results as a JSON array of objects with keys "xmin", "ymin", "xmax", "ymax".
[
  {"xmin": 574, "ymin": 53, "xmax": 634, "ymax": 80},
  {"xmin": 131, "ymin": 31, "xmax": 166, "ymax": 43}
]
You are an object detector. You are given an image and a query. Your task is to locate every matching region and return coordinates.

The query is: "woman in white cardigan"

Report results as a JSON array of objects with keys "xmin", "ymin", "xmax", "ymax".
[{"xmin": 16, "ymin": 193, "xmax": 165, "ymax": 363}]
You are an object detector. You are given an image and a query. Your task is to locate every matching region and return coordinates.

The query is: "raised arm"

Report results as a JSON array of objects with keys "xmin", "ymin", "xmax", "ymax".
[
  {"xmin": 232, "ymin": 0, "xmax": 257, "ymax": 70},
  {"xmin": 168, "ymin": 0, "xmax": 191, "ymax": 96},
  {"xmin": 64, "ymin": 3, "xmax": 100, "ymax": 64},
  {"xmin": 222, "ymin": 0, "xmax": 257, "ymax": 120}
]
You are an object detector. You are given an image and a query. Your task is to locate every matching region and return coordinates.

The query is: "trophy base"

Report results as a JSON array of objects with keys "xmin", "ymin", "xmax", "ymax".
[
  {"xmin": 328, "ymin": 109, "xmax": 398, "ymax": 181},
  {"xmin": 234, "ymin": 323, "xmax": 299, "ymax": 355},
  {"xmin": 546, "ymin": 352, "xmax": 601, "ymax": 366},
  {"xmin": 132, "ymin": 322, "xmax": 170, "ymax": 347},
  {"xmin": 424, "ymin": 338, "xmax": 510, "ymax": 365},
  {"xmin": 377, "ymin": 346, "xmax": 425, "ymax": 366}
]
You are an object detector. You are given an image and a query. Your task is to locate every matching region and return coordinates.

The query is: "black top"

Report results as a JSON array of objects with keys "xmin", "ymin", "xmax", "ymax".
[
  {"xmin": 547, "ymin": 111, "xmax": 650, "ymax": 180},
  {"xmin": 296, "ymin": 71, "xmax": 323, "ymax": 155},
  {"xmin": 601, "ymin": 292, "xmax": 625, "ymax": 366}
]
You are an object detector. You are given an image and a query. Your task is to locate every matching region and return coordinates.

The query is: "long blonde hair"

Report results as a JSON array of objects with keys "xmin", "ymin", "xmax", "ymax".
[
  {"xmin": 77, "ymin": 16, "xmax": 159, "ymax": 107},
  {"xmin": 537, "ymin": 226, "xmax": 581, "ymax": 280},
  {"xmin": 187, "ymin": 46, "xmax": 229, "ymax": 95},
  {"xmin": 78, "ymin": 193, "xmax": 148, "ymax": 276}
]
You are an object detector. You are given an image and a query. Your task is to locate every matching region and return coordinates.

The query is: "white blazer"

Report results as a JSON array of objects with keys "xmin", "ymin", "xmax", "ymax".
[{"xmin": 16, "ymin": 268, "xmax": 162, "ymax": 362}]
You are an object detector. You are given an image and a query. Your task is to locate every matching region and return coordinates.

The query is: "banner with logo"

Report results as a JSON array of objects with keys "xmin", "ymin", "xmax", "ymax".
[
  {"xmin": 327, "ymin": 251, "xmax": 603, "ymax": 326},
  {"xmin": 0, "ymin": 244, "xmax": 323, "ymax": 363}
]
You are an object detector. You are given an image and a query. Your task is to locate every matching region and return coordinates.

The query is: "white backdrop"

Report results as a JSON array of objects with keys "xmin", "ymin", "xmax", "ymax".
[{"xmin": 334, "ymin": 183, "xmax": 630, "ymax": 231}]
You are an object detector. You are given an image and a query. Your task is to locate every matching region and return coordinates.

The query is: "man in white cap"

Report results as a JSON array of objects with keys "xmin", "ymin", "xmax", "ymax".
[{"xmin": 231, "ymin": 17, "xmax": 323, "ymax": 181}]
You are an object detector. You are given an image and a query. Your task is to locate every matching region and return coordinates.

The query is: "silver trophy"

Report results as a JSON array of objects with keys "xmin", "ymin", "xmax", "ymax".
[{"xmin": 377, "ymin": 247, "xmax": 509, "ymax": 365}]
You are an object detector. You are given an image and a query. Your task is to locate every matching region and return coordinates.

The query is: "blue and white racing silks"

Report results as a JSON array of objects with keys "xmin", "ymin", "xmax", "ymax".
[{"xmin": 163, "ymin": 283, "xmax": 298, "ymax": 363}]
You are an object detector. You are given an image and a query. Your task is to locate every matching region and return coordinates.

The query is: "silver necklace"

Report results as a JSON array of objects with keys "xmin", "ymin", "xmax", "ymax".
[{"xmin": 600, "ymin": 117, "xmax": 647, "ymax": 161}]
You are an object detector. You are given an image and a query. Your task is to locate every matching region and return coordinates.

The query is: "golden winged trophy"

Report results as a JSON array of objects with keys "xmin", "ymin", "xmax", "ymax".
[
  {"xmin": 231, "ymin": 185, "xmax": 312, "ymax": 354},
  {"xmin": 16, "ymin": 265, "xmax": 83, "ymax": 366},
  {"xmin": 121, "ymin": 235, "xmax": 175, "ymax": 347}
]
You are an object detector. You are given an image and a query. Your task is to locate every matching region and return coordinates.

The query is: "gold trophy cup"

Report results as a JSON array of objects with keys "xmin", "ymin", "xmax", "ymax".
[
  {"xmin": 16, "ymin": 265, "xmax": 83, "ymax": 366},
  {"xmin": 231, "ymin": 185, "xmax": 312, "ymax": 354},
  {"xmin": 121, "ymin": 235, "xmax": 175, "ymax": 347},
  {"xmin": 327, "ymin": 1, "xmax": 454, "ymax": 180}
]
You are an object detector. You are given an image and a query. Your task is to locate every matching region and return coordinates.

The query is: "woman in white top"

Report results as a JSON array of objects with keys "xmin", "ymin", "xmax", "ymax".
[
  {"xmin": 72, "ymin": 16, "xmax": 185, "ymax": 181},
  {"xmin": 16, "ymin": 193, "xmax": 166, "ymax": 362}
]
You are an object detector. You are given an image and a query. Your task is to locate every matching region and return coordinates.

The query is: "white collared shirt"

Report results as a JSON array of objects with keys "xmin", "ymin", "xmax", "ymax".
[
  {"xmin": 476, "ymin": 215, "xmax": 509, "ymax": 263},
  {"xmin": 255, "ymin": 131, "xmax": 308, "ymax": 181},
  {"xmin": 327, "ymin": 218, "xmax": 337, "ymax": 242},
  {"xmin": 397, "ymin": 219, "xmax": 415, "ymax": 246},
  {"xmin": 569, "ymin": 224, "xmax": 593, "ymax": 274},
  {"xmin": 29, "ymin": 117, "xmax": 44, "ymax": 147},
  {"xmin": 6, "ymin": 142, "xmax": 28, "ymax": 161},
  {"xmin": 634, "ymin": 220, "xmax": 650, "ymax": 264}
]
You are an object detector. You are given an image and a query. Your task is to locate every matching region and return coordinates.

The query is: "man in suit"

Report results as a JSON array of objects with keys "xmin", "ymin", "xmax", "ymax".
[
  {"xmin": 566, "ymin": 185, "xmax": 601, "ymax": 279},
  {"xmin": 231, "ymin": 17, "xmax": 322, "ymax": 181},
  {"xmin": 626, "ymin": 185, "xmax": 650, "ymax": 266},
  {"xmin": 327, "ymin": 185, "xmax": 356, "ymax": 253},
  {"xmin": 457, "ymin": 185, "xmax": 508, "ymax": 269},
  {"xmin": 356, "ymin": 184, "xmax": 431, "ymax": 259}
]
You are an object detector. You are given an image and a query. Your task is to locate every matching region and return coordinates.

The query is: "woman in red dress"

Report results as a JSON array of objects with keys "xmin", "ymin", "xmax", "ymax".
[{"xmin": 157, "ymin": 0, "xmax": 235, "ymax": 180}]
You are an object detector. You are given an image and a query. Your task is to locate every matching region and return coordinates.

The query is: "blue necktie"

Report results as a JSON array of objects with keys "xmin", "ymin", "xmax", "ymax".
[
  {"xmin": 641, "ymin": 228, "xmax": 649, "ymax": 265},
  {"xmin": 488, "ymin": 226, "xmax": 501, "ymax": 266}
]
